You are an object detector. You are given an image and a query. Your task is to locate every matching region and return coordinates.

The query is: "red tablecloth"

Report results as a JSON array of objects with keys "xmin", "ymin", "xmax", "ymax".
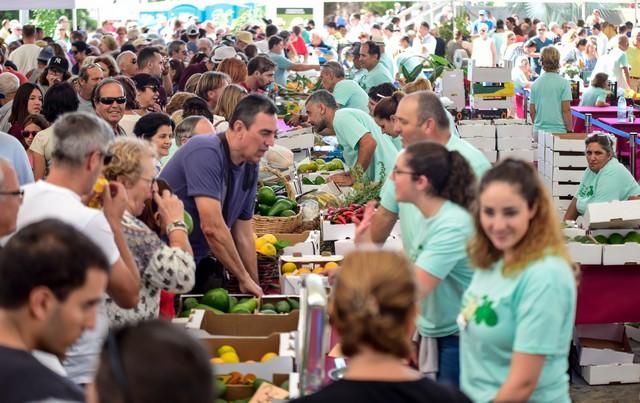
[
  {"xmin": 571, "ymin": 106, "xmax": 624, "ymax": 132},
  {"xmin": 576, "ymin": 264, "xmax": 640, "ymax": 324}
]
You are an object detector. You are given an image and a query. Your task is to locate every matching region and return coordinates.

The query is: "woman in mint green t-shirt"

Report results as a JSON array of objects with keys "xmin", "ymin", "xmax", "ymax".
[
  {"xmin": 461, "ymin": 159, "xmax": 577, "ymax": 403},
  {"xmin": 564, "ymin": 132, "xmax": 640, "ymax": 221},
  {"xmin": 579, "ymin": 72, "xmax": 610, "ymax": 107},
  {"xmin": 393, "ymin": 141, "xmax": 477, "ymax": 387},
  {"xmin": 373, "ymin": 92, "xmax": 404, "ymax": 151}
]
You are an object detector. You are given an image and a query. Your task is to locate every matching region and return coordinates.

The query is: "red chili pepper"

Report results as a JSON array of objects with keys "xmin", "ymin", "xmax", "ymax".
[{"xmin": 334, "ymin": 215, "xmax": 347, "ymax": 224}]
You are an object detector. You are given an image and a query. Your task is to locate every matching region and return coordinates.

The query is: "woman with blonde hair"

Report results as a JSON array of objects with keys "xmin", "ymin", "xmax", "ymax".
[
  {"xmin": 212, "ymin": 84, "xmax": 247, "ymax": 131},
  {"xmin": 166, "ymin": 91, "xmax": 196, "ymax": 115},
  {"xmin": 291, "ymin": 250, "xmax": 471, "ymax": 403},
  {"xmin": 216, "ymin": 57, "xmax": 248, "ymax": 84},
  {"xmin": 95, "ymin": 54, "xmax": 120, "ymax": 77},
  {"xmin": 402, "ymin": 77, "xmax": 432, "ymax": 93},
  {"xmin": 102, "ymin": 137, "xmax": 195, "ymax": 325},
  {"xmin": 184, "ymin": 72, "xmax": 202, "ymax": 94},
  {"xmin": 529, "ymin": 46, "xmax": 572, "ymax": 133},
  {"xmin": 99, "ymin": 35, "xmax": 118, "ymax": 55},
  {"xmin": 460, "ymin": 159, "xmax": 576, "ymax": 403}
]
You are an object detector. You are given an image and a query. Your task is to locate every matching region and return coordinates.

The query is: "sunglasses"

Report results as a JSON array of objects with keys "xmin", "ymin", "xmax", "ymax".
[
  {"xmin": 98, "ymin": 96, "xmax": 126, "ymax": 105},
  {"xmin": 130, "ymin": 58, "xmax": 137, "ymax": 64},
  {"xmin": 144, "ymin": 86, "xmax": 159, "ymax": 93},
  {"xmin": 21, "ymin": 130, "xmax": 38, "ymax": 138}
]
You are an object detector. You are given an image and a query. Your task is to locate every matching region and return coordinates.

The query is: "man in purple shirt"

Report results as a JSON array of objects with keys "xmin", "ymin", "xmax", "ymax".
[{"xmin": 160, "ymin": 94, "xmax": 277, "ymax": 296}]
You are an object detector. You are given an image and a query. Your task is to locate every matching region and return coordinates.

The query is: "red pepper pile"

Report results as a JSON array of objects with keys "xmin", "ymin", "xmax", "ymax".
[{"xmin": 325, "ymin": 204, "xmax": 364, "ymax": 225}]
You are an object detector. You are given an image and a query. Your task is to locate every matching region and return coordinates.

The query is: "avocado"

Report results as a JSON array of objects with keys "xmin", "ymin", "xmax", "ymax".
[
  {"xmin": 183, "ymin": 297, "xmax": 199, "ymax": 310},
  {"xmin": 594, "ymin": 235, "xmax": 609, "ymax": 244},
  {"xmin": 267, "ymin": 199, "xmax": 292, "ymax": 216},
  {"xmin": 201, "ymin": 288, "xmax": 230, "ymax": 312},
  {"xmin": 230, "ymin": 304, "xmax": 252, "ymax": 314},
  {"xmin": 287, "ymin": 297, "xmax": 300, "ymax": 310},
  {"xmin": 275, "ymin": 300, "xmax": 291, "ymax": 314},
  {"xmin": 261, "ymin": 303, "xmax": 276, "ymax": 311},
  {"xmin": 314, "ymin": 175, "xmax": 326, "ymax": 185},
  {"xmin": 302, "ymin": 177, "xmax": 314, "ymax": 185},
  {"xmin": 257, "ymin": 186, "xmax": 277, "ymax": 206},
  {"xmin": 194, "ymin": 304, "xmax": 224, "ymax": 314},
  {"xmin": 280, "ymin": 209, "xmax": 296, "ymax": 217},
  {"xmin": 179, "ymin": 310, "xmax": 192, "ymax": 318},
  {"xmin": 609, "ymin": 233, "xmax": 625, "ymax": 245},
  {"xmin": 183, "ymin": 211, "xmax": 194, "ymax": 234},
  {"xmin": 257, "ymin": 203, "xmax": 271, "ymax": 216},
  {"xmin": 280, "ymin": 380, "xmax": 289, "ymax": 390},
  {"xmin": 228, "ymin": 296, "xmax": 238, "ymax": 310},
  {"xmin": 252, "ymin": 378, "xmax": 271, "ymax": 391},
  {"xmin": 215, "ymin": 379, "xmax": 227, "ymax": 398},
  {"xmin": 260, "ymin": 309, "xmax": 278, "ymax": 314},
  {"xmin": 625, "ymin": 231, "xmax": 640, "ymax": 243}
]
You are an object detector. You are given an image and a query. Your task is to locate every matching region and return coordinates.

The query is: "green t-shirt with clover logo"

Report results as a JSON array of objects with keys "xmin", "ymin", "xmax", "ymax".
[
  {"xmin": 576, "ymin": 157, "xmax": 640, "ymax": 215},
  {"xmin": 413, "ymin": 200, "xmax": 474, "ymax": 338},
  {"xmin": 459, "ymin": 255, "xmax": 576, "ymax": 403}
]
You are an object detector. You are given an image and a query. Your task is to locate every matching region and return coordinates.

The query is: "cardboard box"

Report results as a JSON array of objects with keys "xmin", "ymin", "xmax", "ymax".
[
  {"xmin": 279, "ymin": 255, "xmax": 340, "ymax": 294},
  {"xmin": 545, "ymin": 165, "xmax": 583, "ymax": 183},
  {"xmin": 496, "ymin": 124, "xmax": 533, "ymax": 139},
  {"xmin": 481, "ymin": 149, "xmax": 498, "ymax": 163},
  {"xmin": 567, "ymin": 242, "xmax": 602, "ymax": 264},
  {"xmin": 277, "ymin": 231, "xmax": 320, "ymax": 256},
  {"xmin": 545, "ymin": 132, "xmax": 587, "ymax": 152},
  {"xmin": 334, "ymin": 236, "xmax": 403, "ymax": 255},
  {"xmin": 496, "ymin": 136, "xmax": 532, "ymax": 151},
  {"xmin": 321, "ymin": 218, "xmax": 356, "ymax": 241},
  {"xmin": 554, "ymin": 196, "xmax": 574, "ymax": 211},
  {"xmin": 441, "ymin": 69, "xmax": 466, "ymax": 111},
  {"xmin": 563, "ymin": 226, "xmax": 586, "ymax": 239},
  {"xmin": 498, "ymin": 149, "xmax": 535, "ymax": 161},
  {"xmin": 468, "ymin": 61, "xmax": 512, "ymax": 82},
  {"xmin": 202, "ymin": 333, "xmax": 294, "ymax": 379},
  {"xmin": 457, "ymin": 122, "xmax": 496, "ymax": 139},
  {"xmin": 470, "ymin": 97, "xmax": 514, "ymax": 110},
  {"xmin": 584, "ymin": 200, "xmax": 640, "ymax": 229},
  {"xmin": 591, "ymin": 229, "xmax": 640, "ymax": 265},
  {"xmin": 581, "ymin": 363, "xmax": 640, "ymax": 385},
  {"xmin": 545, "ymin": 148, "xmax": 587, "ymax": 168},
  {"xmin": 189, "ymin": 309, "xmax": 300, "ymax": 337},
  {"xmin": 465, "ymin": 137, "xmax": 496, "ymax": 150},
  {"xmin": 275, "ymin": 127, "xmax": 315, "ymax": 150},
  {"xmin": 494, "ymin": 118, "xmax": 527, "ymax": 125},
  {"xmin": 537, "ymin": 144, "xmax": 545, "ymax": 164},
  {"xmin": 551, "ymin": 181, "xmax": 579, "ymax": 197}
]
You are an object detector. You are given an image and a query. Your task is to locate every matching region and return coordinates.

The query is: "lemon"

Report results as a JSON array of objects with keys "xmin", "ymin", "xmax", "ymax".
[
  {"xmin": 260, "ymin": 352, "xmax": 278, "ymax": 363},
  {"xmin": 324, "ymin": 261, "xmax": 339, "ymax": 270},
  {"xmin": 281, "ymin": 262, "xmax": 297, "ymax": 274},
  {"xmin": 258, "ymin": 243, "xmax": 277, "ymax": 257},
  {"xmin": 255, "ymin": 238, "xmax": 268, "ymax": 251},
  {"xmin": 217, "ymin": 345, "xmax": 236, "ymax": 356},
  {"xmin": 312, "ymin": 267, "xmax": 324, "ymax": 274},
  {"xmin": 210, "ymin": 357, "xmax": 225, "ymax": 364},
  {"xmin": 297, "ymin": 267, "xmax": 311, "ymax": 274},
  {"xmin": 261, "ymin": 234, "xmax": 277, "ymax": 244},
  {"xmin": 220, "ymin": 352, "xmax": 240, "ymax": 363}
]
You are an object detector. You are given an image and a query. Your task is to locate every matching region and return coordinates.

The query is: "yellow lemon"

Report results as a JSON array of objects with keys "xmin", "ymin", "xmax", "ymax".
[
  {"xmin": 312, "ymin": 267, "xmax": 324, "ymax": 274},
  {"xmin": 281, "ymin": 262, "xmax": 297, "ymax": 274},
  {"xmin": 258, "ymin": 243, "xmax": 277, "ymax": 257},
  {"xmin": 297, "ymin": 267, "xmax": 311, "ymax": 274},
  {"xmin": 210, "ymin": 357, "xmax": 225, "ymax": 364},
  {"xmin": 217, "ymin": 345, "xmax": 236, "ymax": 356},
  {"xmin": 260, "ymin": 352, "xmax": 278, "ymax": 363},
  {"xmin": 93, "ymin": 177, "xmax": 109, "ymax": 194},
  {"xmin": 261, "ymin": 234, "xmax": 277, "ymax": 244},
  {"xmin": 324, "ymin": 262, "xmax": 339, "ymax": 270},
  {"xmin": 220, "ymin": 352, "xmax": 240, "ymax": 364},
  {"xmin": 255, "ymin": 237, "xmax": 268, "ymax": 251}
]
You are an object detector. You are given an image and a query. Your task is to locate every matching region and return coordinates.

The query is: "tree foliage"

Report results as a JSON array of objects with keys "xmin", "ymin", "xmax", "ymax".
[{"xmin": 30, "ymin": 9, "xmax": 96, "ymax": 37}]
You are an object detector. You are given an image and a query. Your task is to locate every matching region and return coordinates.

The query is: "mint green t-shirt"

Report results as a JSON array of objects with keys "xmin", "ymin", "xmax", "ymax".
[
  {"xmin": 380, "ymin": 52, "xmax": 396, "ymax": 78},
  {"xmin": 391, "ymin": 135, "xmax": 403, "ymax": 150},
  {"xmin": 361, "ymin": 62, "xmax": 393, "ymax": 92},
  {"xmin": 576, "ymin": 157, "xmax": 640, "ymax": 215},
  {"xmin": 333, "ymin": 79, "xmax": 369, "ymax": 113},
  {"xmin": 580, "ymin": 86, "xmax": 608, "ymax": 107},
  {"xmin": 460, "ymin": 255, "xmax": 576, "ymax": 403},
  {"xmin": 413, "ymin": 201, "xmax": 474, "ymax": 337},
  {"xmin": 380, "ymin": 135, "xmax": 490, "ymax": 256},
  {"xmin": 333, "ymin": 108, "xmax": 399, "ymax": 182},
  {"xmin": 530, "ymin": 71, "xmax": 572, "ymax": 134}
]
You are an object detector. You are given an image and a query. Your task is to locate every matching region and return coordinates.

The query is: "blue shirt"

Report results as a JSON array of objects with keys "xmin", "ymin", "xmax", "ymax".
[
  {"xmin": 268, "ymin": 52, "xmax": 293, "ymax": 87},
  {"xmin": 0, "ymin": 132, "xmax": 33, "ymax": 185},
  {"xmin": 160, "ymin": 135, "xmax": 258, "ymax": 263}
]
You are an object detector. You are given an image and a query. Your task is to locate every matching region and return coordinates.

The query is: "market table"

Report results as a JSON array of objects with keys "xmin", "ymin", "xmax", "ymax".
[
  {"xmin": 596, "ymin": 117, "xmax": 640, "ymax": 177},
  {"xmin": 576, "ymin": 264, "xmax": 640, "ymax": 324},
  {"xmin": 570, "ymin": 106, "xmax": 640, "ymax": 132}
]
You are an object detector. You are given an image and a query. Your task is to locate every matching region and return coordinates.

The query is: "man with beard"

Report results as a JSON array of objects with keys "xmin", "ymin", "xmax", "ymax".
[
  {"xmin": 0, "ymin": 220, "xmax": 110, "ymax": 403},
  {"xmin": 241, "ymin": 55, "xmax": 275, "ymax": 94},
  {"xmin": 160, "ymin": 95, "xmax": 277, "ymax": 297}
]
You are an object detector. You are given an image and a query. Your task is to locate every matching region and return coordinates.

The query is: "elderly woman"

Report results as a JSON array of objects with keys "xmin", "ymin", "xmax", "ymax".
[
  {"xmin": 512, "ymin": 55, "xmax": 533, "ymax": 94},
  {"xmin": 562, "ymin": 38, "xmax": 587, "ymax": 66},
  {"xmin": 471, "ymin": 23, "xmax": 496, "ymax": 67},
  {"xmin": 103, "ymin": 137, "xmax": 195, "ymax": 325},
  {"xmin": 564, "ymin": 133, "xmax": 640, "ymax": 221},
  {"xmin": 529, "ymin": 46, "xmax": 573, "ymax": 133}
]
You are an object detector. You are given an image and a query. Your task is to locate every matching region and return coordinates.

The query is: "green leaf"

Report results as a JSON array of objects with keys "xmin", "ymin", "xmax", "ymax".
[
  {"xmin": 408, "ymin": 64, "xmax": 424, "ymax": 82},
  {"xmin": 273, "ymin": 240, "xmax": 291, "ymax": 250}
]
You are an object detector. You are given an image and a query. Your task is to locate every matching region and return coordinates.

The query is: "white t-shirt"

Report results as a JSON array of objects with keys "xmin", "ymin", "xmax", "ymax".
[
  {"xmin": 77, "ymin": 95, "xmax": 94, "ymax": 114},
  {"xmin": 14, "ymin": 180, "xmax": 119, "ymax": 384},
  {"xmin": 255, "ymin": 39, "xmax": 269, "ymax": 54},
  {"xmin": 8, "ymin": 44, "xmax": 42, "ymax": 74}
]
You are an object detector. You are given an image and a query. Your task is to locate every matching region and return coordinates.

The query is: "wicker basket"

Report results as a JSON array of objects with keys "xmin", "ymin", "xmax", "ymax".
[
  {"xmin": 252, "ymin": 166, "xmax": 302, "ymax": 234},
  {"xmin": 225, "ymin": 254, "xmax": 281, "ymax": 294}
]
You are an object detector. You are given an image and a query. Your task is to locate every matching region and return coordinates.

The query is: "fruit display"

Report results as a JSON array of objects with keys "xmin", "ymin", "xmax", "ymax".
[
  {"xmin": 324, "ymin": 204, "xmax": 365, "ymax": 225},
  {"xmin": 282, "ymin": 73, "xmax": 321, "ymax": 94},
  {"xmin": 280, "ymin": 260, "xmax": 339, "ymax": 276},
  {"xmin": 338, "ymin": 163, "xmax": 386, "ymax": 206},
  {"xmin": 255, "ymin": 186, "xmax": 299, "ymax": 218},
  {"xmin": 210, "ymin": 345, "xmax": 279, "ymax": 365},
  {"xmin": 297, "ymin": 158, "xmax": 344, "ymax": 173},
  {"xmin": 298, "ymin": 191, "xmax": 340, "ymax": 209},
  {"xmin": 213, "ymin": 373, "xmax": 289, "ymax": 403},
  {"xmin": 571, "ymin": 232, "xmax": 640, "ymax": 245},
  {"xmin": 254, "ymin": 233, "xmax": 290, "ymax": 257},
  {"xmin": 302, "ymin": 175, "xmax": 326, "ymax": 186},
  {"xmin": 179, "ymin": 289, "xmax": 258, "ymax": 317},
  {"xmin": 259, "ymin": 297, "xmax": 300, "ymax": 314}
]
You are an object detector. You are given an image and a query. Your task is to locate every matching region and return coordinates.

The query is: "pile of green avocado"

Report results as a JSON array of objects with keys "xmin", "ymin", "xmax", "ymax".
[
  {"xmin": 259, "ymin": 298, "xmax": 299, "ymax": 314},
  {"xmin": 302, "ymin": 176, "xmax": 326, "ymax": 185},
  {"xmin": 573, "ymin": 231, "xmax": 640, "ymax": 244},
  {"xmin": 255, "ymin": 186, "xmax": 298, "ymax": 217},
  {"xmin": 179, "ymin": 288, "xmax": 258, "ymax": 317}
]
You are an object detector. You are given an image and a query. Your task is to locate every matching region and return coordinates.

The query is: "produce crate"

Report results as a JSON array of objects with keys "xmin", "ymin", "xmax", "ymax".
[{"xmin": 253, "ymin": 166, "xmax": 302, "ymax": 234}]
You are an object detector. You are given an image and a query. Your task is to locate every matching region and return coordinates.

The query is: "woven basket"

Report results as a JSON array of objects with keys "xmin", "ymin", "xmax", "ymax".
[
  {"xmin": 225, "ymin": 254, "xmax": 281, "ymax": 294},
  {"xmin": 253, "ymin": 166, "xmax": 302, "ymax": 234}
]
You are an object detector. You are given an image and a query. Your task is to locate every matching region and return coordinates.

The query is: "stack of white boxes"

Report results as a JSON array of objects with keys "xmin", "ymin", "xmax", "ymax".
[
  {"xmin": 495, "ymin": 119, "xmax": 535, "ymax": 162},
  {"xmin": 538, "ymin": 132, "xmax": 589, "ymax": 217},
  {"xmin": 457, "ymin": 120, "xmax": 497, "ymax": 163}
]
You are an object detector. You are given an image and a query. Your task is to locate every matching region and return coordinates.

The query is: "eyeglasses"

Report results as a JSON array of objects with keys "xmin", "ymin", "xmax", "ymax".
[
  {"xmin": 139, "ymin": 175, "xmax": 156, "ymax": 189},
  {"xmin": 98, "ymin": 96, "xmax": 127, "ymax": 105},
  {"xmin": 143, "ymin": 86, "xmax": 159, "ymax": 93},
  {"xmin": 89, "ymin": 149, "xmax": 113, "ymax": 165},
  {"xmin": 392, "ymin": 167, "xmax": 417, "ymax": 177},
  {"xmin": 21, "ymin": 130, "xmax": 38, "ymax": 138},
  {"xmin": 0, "ymin": 189, "xmax": 24, "ymax": 200},
  {"xmin": 538, "ymin": 29, "xmax": 546, "ymax": 32}
]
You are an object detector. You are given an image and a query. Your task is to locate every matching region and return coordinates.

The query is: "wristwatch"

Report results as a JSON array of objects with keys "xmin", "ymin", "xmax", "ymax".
[{"xmin": 166, "ymin": 220, "xmax": 188, "ymax": 234}]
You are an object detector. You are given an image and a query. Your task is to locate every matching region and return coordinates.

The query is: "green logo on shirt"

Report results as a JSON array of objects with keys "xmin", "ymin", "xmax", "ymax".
[
  {"xmin": 577, "ymin": 185, "xmax": 594, "ymax": 198},
  {"xmin": 475, "ymin": 296, "xmax": 498, "ymax": 327}
]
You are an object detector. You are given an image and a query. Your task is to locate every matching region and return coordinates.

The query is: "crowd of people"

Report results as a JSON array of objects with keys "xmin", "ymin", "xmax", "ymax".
[{"xmin": 0, "ymin": 6, "xmax": 635, "ymax": 403}]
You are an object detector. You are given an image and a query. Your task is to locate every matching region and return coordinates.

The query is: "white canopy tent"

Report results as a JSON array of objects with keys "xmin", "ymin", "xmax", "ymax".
[{"xmin": 1, "ymin": 0, "xmax": 96, "ymax": 29}]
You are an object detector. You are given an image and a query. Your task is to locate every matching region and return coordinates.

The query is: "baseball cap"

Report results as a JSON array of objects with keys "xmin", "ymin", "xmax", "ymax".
[
  {"xmin": 211, "ymin": 46, "xmax": 238, "ymax": 63},
  {"xmin": 133, "ymin": 38, "xmax": 151, "ymax": 47},
  {"xmin": 47, "ymin": 56, "xmax": 69, "ymax": 73},
  {"xmin": 478, "ymin": 9, "xmax": 486, "ymax": 16},
  {"xmin": 236, "ymin": 31, "xmax": 254, "ymax": 45},
  {"xmin": 371, "ymin": 34, "xmax": 385, "ymax": 46},
  {"xmin": 186, "ymin": 24, "xmax": 199, "ymax": 36},
  {"xmin": 37, "ymin": 47, "xmax": 54, "ymax": 63}
]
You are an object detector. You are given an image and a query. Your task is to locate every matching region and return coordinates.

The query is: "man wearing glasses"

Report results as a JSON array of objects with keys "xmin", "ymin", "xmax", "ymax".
[
  {"xmin": 10, "ymin": 112, "xmax": 140, "ymax": 386},
  {"xmin": 115, "ymin": 51, "xmax": 137, "ymax": 78},
  {"xmin": 70, "ymin": 41, "xmax": 90, "ymax": 75},
  {"xmin": 0, "ymin": 160, "xmax": 21, "ymax": 238},
  {"xmin": 77, "ymin": 64, "xmax": 104, "ymax": 113},
  {"xmin": 92, "ymin": 78, "xmax": 127, "ymax": 136}
]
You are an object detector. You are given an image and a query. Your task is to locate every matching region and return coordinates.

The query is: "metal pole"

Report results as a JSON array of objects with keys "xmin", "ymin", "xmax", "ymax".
[
  {"xmin": 72, "ymin": 8, "xmax": 78, "ymax": 31},
  {"xmin": 631, "ymin": 132, "xmax": 638, "ymax": 180}
]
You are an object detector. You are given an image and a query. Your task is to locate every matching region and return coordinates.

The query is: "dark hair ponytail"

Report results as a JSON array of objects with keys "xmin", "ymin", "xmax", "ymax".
[{"xmin": 405, "ymin": 141, "xmax": 476, "ymax": 209}]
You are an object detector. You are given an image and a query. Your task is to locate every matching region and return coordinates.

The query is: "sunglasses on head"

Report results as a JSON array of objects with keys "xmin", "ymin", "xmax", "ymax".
[
  {"xmin": 21, "ymin": 130, "xmax": 38, "ymax": 138},
  {"xmin": 98, "ymin": 96, "xmax": 126, "ymax": 105},
  {"xmin": 144, "ymin": 85, "xmax": 159, "ymax": 93}
]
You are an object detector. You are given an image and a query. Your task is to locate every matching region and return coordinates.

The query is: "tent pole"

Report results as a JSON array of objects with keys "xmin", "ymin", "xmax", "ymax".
[{"xmin": 72, "ymin": 8, "xmax": 78, "ymax": 31}]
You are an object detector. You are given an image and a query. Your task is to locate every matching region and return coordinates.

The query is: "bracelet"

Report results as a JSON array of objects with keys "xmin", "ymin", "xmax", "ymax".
[{"xmin": 166, "ymin": 220, "xmax": 188, "ymax": 235}]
